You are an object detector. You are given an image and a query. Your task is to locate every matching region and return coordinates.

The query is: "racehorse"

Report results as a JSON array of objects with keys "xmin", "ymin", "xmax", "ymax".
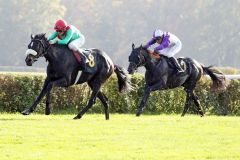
[
  {"xmin": 128, "ymin": 44, "xmax": 228, "ymax": 117},
  {"xmin": 22, "ymin": 33, "xmax": 131, "ymax": 120}
]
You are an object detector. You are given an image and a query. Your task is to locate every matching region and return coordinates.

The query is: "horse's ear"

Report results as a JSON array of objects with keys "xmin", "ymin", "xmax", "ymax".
[
  {"xmin": 31, "ymin": 34, "xmax": 34, "ymax": 39},
  {"xmin": 140, "ymin": 44, "xmax": 143, "ymax": 49},
  {"xmin": 132, "ymin": 43, "xmax": 135, "ymax": 50},
  {"xmin": 42, "ymin": 33, "xmax": 46, "ymax": 38}
]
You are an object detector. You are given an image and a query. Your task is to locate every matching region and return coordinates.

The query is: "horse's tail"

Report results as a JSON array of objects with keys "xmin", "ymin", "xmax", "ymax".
[
  {"xmin": 114, "ymin": 65, "xmax": 132, "ymax": 93},
  {"xmin": 202, "ymin": 66, "xmax": 229, "ymax": 91}
]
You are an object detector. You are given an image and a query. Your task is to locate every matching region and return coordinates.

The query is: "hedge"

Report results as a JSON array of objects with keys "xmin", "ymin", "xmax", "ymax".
[{"xmin": 0, "ymin": 72, "xmax": 240, "ymax": 115}]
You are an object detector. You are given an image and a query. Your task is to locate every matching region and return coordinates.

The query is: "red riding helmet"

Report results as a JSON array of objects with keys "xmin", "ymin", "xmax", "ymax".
[{"xmin": 54, "ymin": 19, "xmax": 68, "ymax": 31}]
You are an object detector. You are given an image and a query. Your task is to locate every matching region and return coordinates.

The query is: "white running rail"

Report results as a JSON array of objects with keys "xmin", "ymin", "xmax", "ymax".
[{"xmin": 225, "ymin": 75, "xmax": 240, "ymax": 79}]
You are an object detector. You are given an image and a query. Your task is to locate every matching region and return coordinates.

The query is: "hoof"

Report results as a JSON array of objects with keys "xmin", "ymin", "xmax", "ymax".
[
  {"xmin": 21, "ymin": 109, "xmax": 31, "ymax": 115},
  {"xmin": 136, "ymin": 113, "xmax": 141, "ymax": 117},
  {"xmin": 45, "ymin": 110, "xmax": 51, "ymax": 115},
  {"xmin": 136, "ymin": 109, "xmax": 143, "ymax": 117},
  {"xmin": 105, "ymin": 115, "xmax": 109, "ymax": 120},
  {"xmin": 199, "ymin": 111, "xmax": 204, "ymax": 117},
  {"xmin": 73, "ymin": 115, "xmax": 81, "ymax": 120}
]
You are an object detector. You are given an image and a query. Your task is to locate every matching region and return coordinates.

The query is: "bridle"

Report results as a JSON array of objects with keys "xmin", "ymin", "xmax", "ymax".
[
  {"xmin": 129, "ymin": 48, "xmax": 147, "ymax": 71},
  {"xmin": 29, "ymin": 38, "xmax": 51, "ymax": 58}
]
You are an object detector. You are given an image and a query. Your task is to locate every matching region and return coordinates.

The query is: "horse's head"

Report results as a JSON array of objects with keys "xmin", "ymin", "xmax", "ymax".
[
  {"xmin": 25, "ymin": 33, "xmax": 49, "ymax": 66},
  {"xmin": 127, "ymin": 43, "xmax": 146, "ymax": 74}
]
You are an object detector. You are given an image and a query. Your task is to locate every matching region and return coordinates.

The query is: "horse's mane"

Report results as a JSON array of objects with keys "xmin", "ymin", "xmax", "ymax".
[
  {"xmin": 34, "ymin": 33, "xmax": 48, "ymax": 41},
  {"xmin": 141, "ymin": 47, "xmax": 149, "ymax": 53},
  {"xmin": 141, "ymin": 47, "xmax": 160, "ymax": 59},
  {"xmin": 34, "ymin": 33, "xmax": 70, "ymax": 50}
]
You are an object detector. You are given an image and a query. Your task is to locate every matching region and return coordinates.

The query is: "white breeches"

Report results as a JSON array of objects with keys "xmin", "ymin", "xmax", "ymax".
[
  {"xmin": 68, "ymin": 35, "xmax": 85, "ymax": 51},
  {"xmin": 157, "ymin": 41, "xmax": 182, "ymax": 57}
]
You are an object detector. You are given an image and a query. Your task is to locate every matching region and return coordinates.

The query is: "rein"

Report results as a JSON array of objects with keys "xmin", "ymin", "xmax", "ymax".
[
  {"xmin": 148, "ymin": 51, "xmax": 160, "ymax": 59},
  {"xmin": 139, "ymin": 49, "xmax": 161, "ymax": 66}
]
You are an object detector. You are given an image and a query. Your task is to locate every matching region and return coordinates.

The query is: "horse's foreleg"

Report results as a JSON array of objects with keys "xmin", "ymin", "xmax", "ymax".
[
  {"xmin": 73, "ymin": 83, "xmax": 101, "ymax": 120},
  {"xmin": 22, "ymin": 78, "xmax": 50, "ymax": 115},
  {"xmin": 181, "ymin": 91, "xmax": 191, "ymax": 117},
  {"xmin": 136, "ymin": 87, "xmax": 151, "ymax": 116},
  {"xmin": 97, "ymin": 91, "xmax": 109, "ymax": 120},
  {"xmin": 22, "ymin": 78, "xmax": 67, "ymax": 115},
  {"xmin": 45, "ymin": 89, "xmax": 52, "ymax": 115},
  {"xmin": 136, "ymin": 82, "xmax": 164, "ymax": 116},
  {"xmin": 44, "ymin": 78, "xmax": 67, "ymax": 115}
]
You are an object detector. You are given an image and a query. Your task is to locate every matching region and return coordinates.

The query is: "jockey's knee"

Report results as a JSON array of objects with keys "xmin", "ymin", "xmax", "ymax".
[{"xmin": 68, "ymin": 44, "xmax": 78, "ymax": 51}]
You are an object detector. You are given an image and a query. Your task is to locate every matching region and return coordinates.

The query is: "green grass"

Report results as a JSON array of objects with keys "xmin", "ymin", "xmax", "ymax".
[{"xmin": 0, "ymin": 114, "xmax": 239, "ymax": 160}]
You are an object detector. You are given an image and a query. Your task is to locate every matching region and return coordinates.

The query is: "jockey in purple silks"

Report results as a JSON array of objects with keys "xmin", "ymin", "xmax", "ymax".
[{"xmin": 143, "ymin": 29, "xmax": 184, "ymax": 74}]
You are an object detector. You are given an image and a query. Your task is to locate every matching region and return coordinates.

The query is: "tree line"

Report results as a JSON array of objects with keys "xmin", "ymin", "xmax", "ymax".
[{"xmin": 0, "ymin": 0, "xmax": 239, "ymax": 68}]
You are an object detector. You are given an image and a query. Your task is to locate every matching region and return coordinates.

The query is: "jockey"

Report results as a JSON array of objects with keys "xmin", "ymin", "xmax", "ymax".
[
  {"xmin": 48, "ymin": 19, "xmax": 89, "ymax": 64},
  {"xmin": 143, "ymin": 29, "xmax": 183, "ymax": 73}
]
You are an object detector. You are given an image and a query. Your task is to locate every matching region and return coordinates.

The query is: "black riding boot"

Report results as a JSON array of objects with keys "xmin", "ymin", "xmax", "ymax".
[
  {"xmin": 169, "ymin": 57, "xmax": 184, "ymax": 73},
  {"xmin": 78, "ymin": 49, "xmax": 89, "ymax": 72}
]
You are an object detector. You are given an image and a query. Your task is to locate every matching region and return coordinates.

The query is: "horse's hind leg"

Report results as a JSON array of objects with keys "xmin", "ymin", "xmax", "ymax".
[
  {"xmin": 73, "ymin": 81, "xmax": 101, "ymax": 120},
  {"xmin": 97, "ymin": 91, "xmax": 109, "ymax": 120},
  {"xmin": 181, "ymin": 90, "xmax": 192, "ymax": 117},
  {"xmin": 191, "ymin": 91, "xmax": 204, "ymax": 117}
]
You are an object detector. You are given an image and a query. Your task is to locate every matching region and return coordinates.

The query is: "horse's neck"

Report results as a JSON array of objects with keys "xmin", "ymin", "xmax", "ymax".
[
  {"xmin": 45, "ymin": 45, "xmax": 71, "ymax": 63},
  {"xmin": 142, "ymin": 50, "xmax": 156, "ymax": 71},
  {"xmin": 143, "ymin": 52, "xmax": 170, "ymax": 76},
  {"xmin": 44, "ymin": 48, "xmax": 55, "ymax": 63}
]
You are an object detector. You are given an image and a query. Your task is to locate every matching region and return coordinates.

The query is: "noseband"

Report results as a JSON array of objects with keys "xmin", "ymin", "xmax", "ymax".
[
  {"xmin": 129, "ymin": 49, "xmax": 147, "ymax": 72},
  {"xmin": 29, "ymin": 38, "xmax": 50, "ymax": 57}
]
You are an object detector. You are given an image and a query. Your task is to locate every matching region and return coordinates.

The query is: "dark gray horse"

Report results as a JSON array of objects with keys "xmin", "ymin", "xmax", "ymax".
[
  {"xmin": 22, "ymin": 33, "xmax": 131, "ymax": 120},
  {"xmin": 128, "ymin": 44, "xmax": 228, "ymax": 117}
]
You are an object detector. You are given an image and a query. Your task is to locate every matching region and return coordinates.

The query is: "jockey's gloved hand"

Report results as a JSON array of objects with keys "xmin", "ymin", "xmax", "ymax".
[
  {"xmin": 153, "ymin": 49, "xmax": 158, "ymax": 54},
  {"xmin": 49, "ymin": 40, "xmax": 57, "ymax": 44}
]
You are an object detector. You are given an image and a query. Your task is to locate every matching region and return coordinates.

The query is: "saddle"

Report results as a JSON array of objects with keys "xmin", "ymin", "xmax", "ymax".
[
  {"xmin": 150, "ymin": 53, "xmax": 187, "ymax": 72},
  {"xmin": 72, "ymin": 49, "xmax": 96, "ymax": 73},
  {"xmin": 165, "ymin": 56, "xmax": 187, "ymax": 71}
]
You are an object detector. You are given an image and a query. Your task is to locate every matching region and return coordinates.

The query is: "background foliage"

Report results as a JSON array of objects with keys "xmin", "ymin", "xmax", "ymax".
[
  {"xmin": 1, "ymin": 72, "xmax": 239, "ymax": 115},
  {"xmin": 0, "ymin": 0, "xmax": 240, "ymax": 68}
]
